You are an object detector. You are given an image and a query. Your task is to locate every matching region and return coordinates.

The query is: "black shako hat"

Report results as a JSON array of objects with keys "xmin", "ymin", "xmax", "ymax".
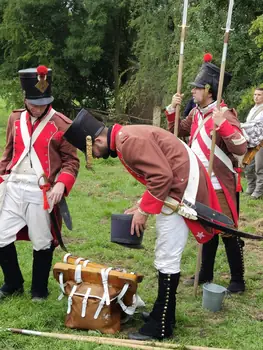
[
  {"xmin": 190, "ymin": 62, "xmax": 232, "ymax": 99},
  {"xmin": 19, "ymin": 65, "xmax": 54, "ymax": 106},
  {"xmin": 111, "ymin": 214, "xmax": 144, "ymax": 248},
  {"xmin": 63, "ymin": 108, "xmax": 105, "ymax": 153}
]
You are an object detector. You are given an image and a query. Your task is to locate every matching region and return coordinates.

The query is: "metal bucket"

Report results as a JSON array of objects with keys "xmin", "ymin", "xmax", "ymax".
[{"xmin": 202, "ymin": 283, "xmax": 227, "ymax": 312}]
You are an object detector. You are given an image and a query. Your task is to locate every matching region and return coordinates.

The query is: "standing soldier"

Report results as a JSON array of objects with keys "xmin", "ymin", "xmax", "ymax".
[
  {"xmin": 0, "ymin": 66, "xmax": 79, "ymax": 301},
  {"xmin": 165, "ymin": 57, "xmax": 247, "ymax": 293}
]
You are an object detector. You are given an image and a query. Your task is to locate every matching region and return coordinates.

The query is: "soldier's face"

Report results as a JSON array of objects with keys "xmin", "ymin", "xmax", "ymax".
[
  {"xmin": 191, "ymin": 87, "xmax": 212, "ymax": 106},
  {"xmin": 92, "ymin": 135, "xmax": 109, "ymax": 158},
  {"xmin": 25, "ymin": 100, "xmax": 48, "ymax": 118},
  {"xmin": 254, "ymin": 90, "xmax": 263, "ymax": 105},
  {"xmin": 191, "ymin": 87, "xmax": 205, "ymax": 104}
]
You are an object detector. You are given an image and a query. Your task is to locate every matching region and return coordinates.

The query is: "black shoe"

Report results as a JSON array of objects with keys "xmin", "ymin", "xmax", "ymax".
[
  {"xmin": 128, "ymin": 331, "xmax": 158, "ymax": 341},
  {"xmin": 31, "ymin": 289, "xmax": 49, "ymax": 301},
  {"xmin": 0, "ymin": 284, "xmax": 24, "ymax": 300},
  {"xmin": 227, "ymin": 281, "xmax": 245, "ymax": 294}
]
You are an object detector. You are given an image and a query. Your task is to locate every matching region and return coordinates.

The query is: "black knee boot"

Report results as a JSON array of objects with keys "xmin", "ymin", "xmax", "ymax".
[
  {"xmin": 0, "ymin": 243, "xmax": 24, "ymax": 299},
  {"xmin": 129, "ymin": 272, "xmax": 180, "ymax": 340},
  {"xmin": 199, "ymin": 234, "xmax": 219, "ymax": 282},
  {"xmin": 223, "ymin": 236, "xmax": 245, "ymax": 293},
  {"xmin": 31, "ymin": 245, "xmax": 54, "ymax": 300},
  {"xmin": 184, "ymin": 235, "xmax": 219, "ymax": 286}
]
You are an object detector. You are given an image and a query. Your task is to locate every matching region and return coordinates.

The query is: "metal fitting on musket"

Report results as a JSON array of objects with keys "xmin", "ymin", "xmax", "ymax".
[{"xmin": 85, "ymin": 135, "xmax": 93, "ymax": 171}]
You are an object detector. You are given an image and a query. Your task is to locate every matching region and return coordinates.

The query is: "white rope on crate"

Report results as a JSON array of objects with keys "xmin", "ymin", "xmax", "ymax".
[
  {"xmin": 83, "ymin": 260, "xmax": 90, "ymax": 267},
  {"xmin": 63, "ymin": 253, "xmax": 71, "ymax": 263},
  {"xmin": 81, "ymin": 287, "xmax": 91, "ymax": 318},
  {"xmin": 67, "ymin": 285, "xmax": 78, "ymax": 314},
  {"xmin": 101, "ymin": 267, "xmax": 112, "ymax": 306},
  {"xmin": 75, "ymin": 257, "xmax": 85, "ymax": 265},
  {"xmin": 74, "ymin": 264, "xmax": 83, "ymax": 284}
]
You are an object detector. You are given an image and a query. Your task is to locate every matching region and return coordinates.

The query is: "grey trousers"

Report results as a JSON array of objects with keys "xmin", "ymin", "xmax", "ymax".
[{"xmin": 245, "ymin": 147, "xmax": 263, "ymax": 196}]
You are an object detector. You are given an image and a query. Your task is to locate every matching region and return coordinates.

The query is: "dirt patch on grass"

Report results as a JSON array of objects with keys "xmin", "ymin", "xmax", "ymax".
[
  {"xmin": 250, "ymin": 218, "xmax": 263, "ymax": 234},
  {"xmin": 63, "ymin": 237, "xmax": 87, "ymax": 244}
]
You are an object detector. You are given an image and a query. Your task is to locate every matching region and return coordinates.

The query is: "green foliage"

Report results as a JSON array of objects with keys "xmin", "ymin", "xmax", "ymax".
[
  {"xmin": 120, "ymin": 0, "xmax": 263, "ymax": 120},
  {"xmin": 0, "ymin": 0, "xmax": 133, "ymax": 115},
  {"xmin": 250, "ymin": 15, "xmax": 263, "ymax": 53},
  {"xmin": 0, "ymin": 0, "xmax": 262, "ymax": 121}
]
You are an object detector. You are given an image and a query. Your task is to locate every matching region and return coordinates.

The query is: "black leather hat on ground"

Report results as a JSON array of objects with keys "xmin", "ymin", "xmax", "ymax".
[
  {"xmin": 63, "ymin": 108, "xmax": 105, "ymax": 153},
  {"xmin": 111, "ymin": 214, "xmax": 144, "ymax": 249},
  {"xmin": 190, "ymin": 62, "xmax": 232, "ymax": 99},
  {"xmin": 19, "ymin": 65, "xmax": 54, "ymax": 105}
]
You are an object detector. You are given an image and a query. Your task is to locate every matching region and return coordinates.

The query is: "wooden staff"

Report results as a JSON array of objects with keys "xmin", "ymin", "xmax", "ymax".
[
  {"xmin": 5, "ymin": 328, "xmax": 233, "ymax": 350},
  {"xmin": 174, "ymin": 0, "xmax": 189, "ymax": 137},
  {"xmin": 193, "ymin": 0, "xmax": 235, "ymax": 296}
]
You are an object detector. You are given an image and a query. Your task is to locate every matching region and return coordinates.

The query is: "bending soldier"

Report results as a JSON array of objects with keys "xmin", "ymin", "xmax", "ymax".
[{"xmin": 64, "ymin": 109, "xmax": 223, "ymax": 340}]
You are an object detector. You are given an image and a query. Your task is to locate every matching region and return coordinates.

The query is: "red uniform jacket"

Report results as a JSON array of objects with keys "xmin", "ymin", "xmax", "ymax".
[
  {"xmin": 0, "ymin": 108, "xmax": 80, "ymax": 244},
  {"xmin": 166, "ymin": 104, "xmax": 247, "ymax": 226},
  {"xmin": 110, "ymin": 124, "xmax": 221, "ymax": 243}
]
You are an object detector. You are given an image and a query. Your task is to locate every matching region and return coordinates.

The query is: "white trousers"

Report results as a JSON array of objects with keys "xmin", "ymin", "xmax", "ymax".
[
  {"xmin": 0, "ymin": 181, "xmax": 53, "ymax": 251},
  {"xmin": 154, "ymin": 206, "xmax": 189, "ymax": 274}
]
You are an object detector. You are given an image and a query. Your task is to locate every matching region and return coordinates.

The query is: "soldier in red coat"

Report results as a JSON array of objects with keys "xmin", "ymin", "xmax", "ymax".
[
  {"xmin": 165, "ymin": 57, "xmax": 247, "ymax": 293},
  {"xmin": 64, "ymin": 109, "xmax": 223, "ymax": 340},
  {"xmin": 0, "ymin": 66, "xmax": 79, "ymax": 300}
]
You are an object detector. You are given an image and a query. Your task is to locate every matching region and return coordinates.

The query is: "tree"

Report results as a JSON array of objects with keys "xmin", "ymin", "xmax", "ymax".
[{"xmin": 0, "ymin": 0, "xmax": 133, "ymax": 116}]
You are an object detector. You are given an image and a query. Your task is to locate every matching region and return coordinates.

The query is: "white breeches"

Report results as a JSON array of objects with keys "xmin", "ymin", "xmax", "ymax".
[
  {"xmin": 0, "ymin": 181, "xmax": 53, "ymax": 251},
  {"xmin": 154, "ymin": 206, "xmax": 189, "ymax": 274}
]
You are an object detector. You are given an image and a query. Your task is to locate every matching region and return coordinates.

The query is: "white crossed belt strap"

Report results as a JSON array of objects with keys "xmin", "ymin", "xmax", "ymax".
[
  {"xmin": 163, "ymin": 140, "xmax": 200, "ymax": 219},
  {"xmin": 14, "ymin": 109, "xmax": 56, "ymax": 183},
  {"xmin": 200, "ymin": 125, "xmax": 236, "ymax": 174}
]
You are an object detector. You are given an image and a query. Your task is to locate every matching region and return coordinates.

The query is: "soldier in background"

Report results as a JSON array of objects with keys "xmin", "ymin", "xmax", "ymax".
[{"xmin": 243, "ymin": 87, "xmax": 263, "ymax": 199}]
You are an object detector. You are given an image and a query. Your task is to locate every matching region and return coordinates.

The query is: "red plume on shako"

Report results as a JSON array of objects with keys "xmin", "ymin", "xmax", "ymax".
[
  {"xmin": 203, "ymin": 53, "xmax": 213, "ymax": 62},
  {"xmin": 37, "ymin": 65, "xmax": 48, "ymax": 76},
  {"xmin": 36, "ymin": 65, "xmax": 49, "ymax": 93}
]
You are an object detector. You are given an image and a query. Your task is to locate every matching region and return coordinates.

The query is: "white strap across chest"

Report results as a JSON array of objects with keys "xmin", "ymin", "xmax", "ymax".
[
  {"xmin": 179, "ymin": 139, "xmax": 200, "ymax": 205},
  {"xmin": 193, "ymin": 109, "xmax": 235, "ymax": 174},
  {"xmin": 199, "ymin": 123, "xmax": 235, "ymax": 173},
  {"xmin": 13, "ymin": 109, "xmax": 56, "ymax": 184}
]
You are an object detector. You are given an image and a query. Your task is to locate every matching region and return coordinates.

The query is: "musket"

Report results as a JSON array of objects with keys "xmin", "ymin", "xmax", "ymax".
[
  {"xmin": 174, "ymin": 0, "xmax": 189, "ymax": 137},
  {"xmin": 194, "ymin": 0, "xmax": 235, "ymax": 296},
  {"xmin": 3, "ymin": 328, "xmax": 233, "ymax": 350}
]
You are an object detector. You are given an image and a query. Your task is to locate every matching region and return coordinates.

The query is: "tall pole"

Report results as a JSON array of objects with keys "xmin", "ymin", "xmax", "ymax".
[
  {"xmin": 174, "ymin": 0, "xmax": 189, "ymax": 137},
  {"xmin": 193, "ymin": 0, "xmax": 235, "ymax": 296}
]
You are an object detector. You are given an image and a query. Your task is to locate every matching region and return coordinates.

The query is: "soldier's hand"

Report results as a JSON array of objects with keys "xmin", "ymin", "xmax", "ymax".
[
  {"xmin": 124, "ymin": 205, "xmax": 138, "ymax": 215},
  {"xmin": 48, "ymin": 182, "xmax": 66, "ymax": 205},
  {"xmin": 171, "ymin": 93, "xmax": 184, "ymax": 109},
  {"xmin": 131, "ymin": 209, "xmax": 148, "ymax": 237},
  {"xmin": 212, "ymin": 108, "xmax": 226, "ymax": 127}
]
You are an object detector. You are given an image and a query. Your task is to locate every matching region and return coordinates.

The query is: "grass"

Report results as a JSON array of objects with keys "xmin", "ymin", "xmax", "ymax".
[{"xmin": 0, "ymin": 100, "xmax": 263, "ymax": 350}]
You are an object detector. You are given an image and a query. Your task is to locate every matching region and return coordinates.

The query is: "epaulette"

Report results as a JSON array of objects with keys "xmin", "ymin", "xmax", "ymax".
[
  {"xmin": 54, "ymin": 112, "xmax": 72, "ymax": 124},
  {"xmin": 12, "ymin": 108, "xmax": 26, "ymax": 113},
  {"xmin": 118, "ymin": 130, "xmax": 129, "ymax": 144}
]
